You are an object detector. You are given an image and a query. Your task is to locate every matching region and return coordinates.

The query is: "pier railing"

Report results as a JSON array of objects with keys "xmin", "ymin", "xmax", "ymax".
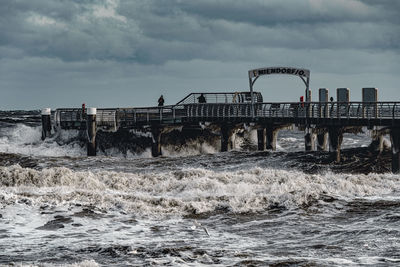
[
  {"xmin": 55, "ymin": 102, "xmax": 400, "ymax": 129},
  {"xmin": 176, "ymin": 92, "xmax": 263, "ymax": 105}
]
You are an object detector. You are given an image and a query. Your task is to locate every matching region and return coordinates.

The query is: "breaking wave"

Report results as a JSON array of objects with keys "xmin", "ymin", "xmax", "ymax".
[
  {"xmin": 1, "ymin": 165, "xmax": 399, "ymax": 216},
  {"xmin": 0, "ymin": 124, "xmax": 85, "ymax": 157}
]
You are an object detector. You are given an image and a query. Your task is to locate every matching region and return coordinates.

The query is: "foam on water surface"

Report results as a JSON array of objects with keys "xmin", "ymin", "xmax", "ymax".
[
  {"xmin": 1, "ymin": 164, "xmax": 399, "ymax": 216},
  {"xmin": 1, "ymin": 112, "xmax": 400, "ymax": 266}
]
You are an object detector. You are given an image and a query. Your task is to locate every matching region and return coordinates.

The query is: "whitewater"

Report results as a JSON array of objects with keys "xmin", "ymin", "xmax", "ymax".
[{"xmin": 1, "ymin": 111, "xmax": 400, "ymax": 266}]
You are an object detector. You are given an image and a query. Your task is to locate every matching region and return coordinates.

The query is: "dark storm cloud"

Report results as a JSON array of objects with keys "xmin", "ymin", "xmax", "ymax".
[
  {"xmin": 0, "ymin": 0, "xmax": 399, "ymax": 109},
  {"xmin": 132, "ymin": 0, "xmax": 399, "ymax": 51},
  {"xmin": 1, "ymin": 0, "xmax": 398, "ymax": 65}
]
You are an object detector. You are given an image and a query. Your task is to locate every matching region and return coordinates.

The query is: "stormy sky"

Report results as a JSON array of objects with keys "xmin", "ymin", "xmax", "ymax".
[{"xmin": 0, "ymin": 0, "xmax": 399, "ymax": 110}]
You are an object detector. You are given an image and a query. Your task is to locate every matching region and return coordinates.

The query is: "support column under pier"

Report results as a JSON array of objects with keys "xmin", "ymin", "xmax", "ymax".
[
  {"xmin": 317, "ymin": 132, "xmax": 328, "ymax": 151},
  {"xmin": 305, "ymin": 132, "xmax": 315, "ymax": 151},
  {"xmin": 329, "ymin": 127, "xmax": 343, "ymax": 163},
  {"xmin": 221, "ymin": 124, "xmax": 234, "ymax": 152},
  {"xmin": 370, "ymin": 129, "xmax": 385, "ymax": 153},
  {"xmin": 257, "ymin": 128, "xmax": 266, "ymax": 151},
  {"xmin": 390, "ymin": 128, "xmax": 400, "ymax": 173},
  {"xmin": 41, "ymin": 108, "xmax": 51, "ymax": 140},
  {"xmin": 151, "ymin": 127, "xmax": 162, "ymax": 157},
  {"xmin": 265, "ymin": 127, "xmax": 278, "ymax": 151},
  {"xmin": 86, "ymin": 108, "xmax": 97, "ymax": 156},
  {"xmin": 257, "ymin": 124, "xmax": 284, "ymax": 151}
]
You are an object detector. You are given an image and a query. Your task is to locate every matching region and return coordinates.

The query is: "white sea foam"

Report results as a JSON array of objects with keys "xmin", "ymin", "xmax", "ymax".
[
  {"xmin": 162, "ymin": 141, "xmax": 218, "ymax": 156},
  {"xmin": 0, "ymin": 124, "xmax": 152, "ymax": 158},
  {"xmin": 8, "ymin": 260, "xmax": 100, "ymax": 267},
  {"xmin": 1, "ymin": 165, "xmax": 399, "ymax": 216},
  {"xmin": 0, "ymin": 124, "xmax": 85, "ymax": 157}
]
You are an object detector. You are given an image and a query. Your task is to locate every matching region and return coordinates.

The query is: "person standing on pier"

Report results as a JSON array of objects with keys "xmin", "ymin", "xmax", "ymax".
[
  {"xmin": 197, "ymin": 93, "xmax": 206, "ymax": 103},
  {"xmin": 158, "ymin": 95, "xmax": 165, "ymax": 106}
]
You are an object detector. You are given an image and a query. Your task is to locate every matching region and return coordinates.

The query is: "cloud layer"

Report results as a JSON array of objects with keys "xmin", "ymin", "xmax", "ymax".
[{"xmin": 0, "ymin": 0, "xmax": 399, "ymax": 109}]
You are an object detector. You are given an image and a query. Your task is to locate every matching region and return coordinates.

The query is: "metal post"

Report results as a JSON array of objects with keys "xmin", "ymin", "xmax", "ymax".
[
  {"xmin": 249, "ymin": 76, "xmax": 255, "ymax": 119},
  {"xmin": 41, "ymin": 108, "xmax": 51, "ymax": 140},
  {"xmin": 86, "ymin": 107, "xmax": 97, "ymax": 156}
]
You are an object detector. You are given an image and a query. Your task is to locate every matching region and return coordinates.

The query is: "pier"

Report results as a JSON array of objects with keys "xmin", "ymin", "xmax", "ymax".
[{"xmin": 42, "ymin": 67, "xmax": 400, "ymax": 173}]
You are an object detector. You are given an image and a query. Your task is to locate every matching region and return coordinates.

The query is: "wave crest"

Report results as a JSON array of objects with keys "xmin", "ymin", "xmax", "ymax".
[{"xmin": 1, "ymin": 165, "xmax": 399, "ymax": 216}]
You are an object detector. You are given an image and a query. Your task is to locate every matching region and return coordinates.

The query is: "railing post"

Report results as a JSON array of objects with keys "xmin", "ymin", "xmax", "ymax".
[
  {"xmin": 41, "ymin": 108, "xmax": 52, "ymax": 140},
  {"xmin": 86, "ymin": 107, "xmax": 97, "ymax": 156},
  {"xmin": 134, "ymin": 109, "xmax": 136, "ymax": 123}
]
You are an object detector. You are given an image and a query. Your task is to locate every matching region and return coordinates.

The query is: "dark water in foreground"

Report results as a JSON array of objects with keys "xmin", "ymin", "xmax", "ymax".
[{"xmin": 0, "ymin": 111, "xmax": 400, "ymax": 266}]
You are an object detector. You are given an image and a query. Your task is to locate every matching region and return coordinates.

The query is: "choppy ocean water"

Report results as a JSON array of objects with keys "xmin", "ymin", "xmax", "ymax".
[{"xmin": 0, "ymin": 111, "xmax": 400, "ymax": 266}]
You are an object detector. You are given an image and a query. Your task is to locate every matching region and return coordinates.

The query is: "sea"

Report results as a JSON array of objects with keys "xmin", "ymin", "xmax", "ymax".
[{"xmin": 1, "ymin": 110, "xmax": 400, "ymax": 266}]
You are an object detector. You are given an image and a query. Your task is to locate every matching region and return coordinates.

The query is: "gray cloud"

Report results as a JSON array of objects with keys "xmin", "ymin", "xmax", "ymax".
[{"xmin": 0, "ymin": 0, "xmax": 399, "ymax": 109}]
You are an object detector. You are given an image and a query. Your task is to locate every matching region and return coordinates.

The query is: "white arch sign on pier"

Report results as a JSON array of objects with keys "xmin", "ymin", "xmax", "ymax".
[{"xmin": 248, "ymin": 66, "xmax": 311, "ymax": 117}]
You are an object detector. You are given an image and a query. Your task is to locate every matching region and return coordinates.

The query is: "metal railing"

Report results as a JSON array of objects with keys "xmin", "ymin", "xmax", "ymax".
[
  {"xmin": 176, "ymin": 92, "xmax": 263, "ymax": 105},
  {"xmin": 54, "ymin": 102, "xmax": 400, "ymax": 130},
  {"xmin": 54, "ymin": 108, "xmax": 117, "ymax": 130}
]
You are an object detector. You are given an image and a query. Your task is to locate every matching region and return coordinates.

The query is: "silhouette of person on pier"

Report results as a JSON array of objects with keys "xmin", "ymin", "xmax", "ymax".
[
  {"xmin": 197, "ymin": 94, "xmax": 206, "ymax": 103},
  {"xmin": 158, "ymin": 95, "xmax": 165, "ymax": 106}
]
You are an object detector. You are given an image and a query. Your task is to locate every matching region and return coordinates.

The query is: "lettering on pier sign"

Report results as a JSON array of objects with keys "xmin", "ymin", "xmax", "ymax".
[{"xmin": 249, "ymin": 67, "xmax": 310, "ymax": 79}]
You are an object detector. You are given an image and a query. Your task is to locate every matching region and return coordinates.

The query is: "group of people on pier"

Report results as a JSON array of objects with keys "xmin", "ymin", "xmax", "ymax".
[{"xmin": 158, "ymin": 93, "xmax": 206, "ymax": 106}]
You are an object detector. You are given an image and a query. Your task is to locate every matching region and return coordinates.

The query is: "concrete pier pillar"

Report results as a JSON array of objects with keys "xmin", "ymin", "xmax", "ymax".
[
  {"xmin": 370, "ymin": 135, "xmax": 384, "ymax": 153},
  {"xmin": 151, "ymin": 127, "xmax": 162, "ymax": 157},
  {"xmin": 265, "ymin": 127, "xmax": 278, "ymax": 151},
  {"xmin": 221, "ymin": 125, "xmax": 234, "ymax": 152},
  {"xmin": 305, "ymin": 132, "xmax": 315, "ymax": 151},
  {"xmin": 317, "ymin": 132, "xmax": 328, "ymax": 151},
  {"xmin": 329, "ymin": 127, "xmax": 343, "ymax": 163},
  {"xmin": 390, "ymin": 128, "xmax": 400, "ymax": 173},
  {"xmin": 41, "ymin": 108, "xmax": 51, "ymax": 140},
  {"xmin": 86, "ymin": 108, "xmax": 97, "ymax": 156},
  {"xmin": 257, "ymin": 128, "xmax": 266, "ymax": 151}
]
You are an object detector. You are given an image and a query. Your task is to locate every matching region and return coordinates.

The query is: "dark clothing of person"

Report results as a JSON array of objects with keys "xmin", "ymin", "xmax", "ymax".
[
  {"xmin": 158, "ymin": 96, "xmax": 164, "ymax": 106},
  {"xmin": 198, "ymin": 94, "xmax": 206, "ymax": 103}
]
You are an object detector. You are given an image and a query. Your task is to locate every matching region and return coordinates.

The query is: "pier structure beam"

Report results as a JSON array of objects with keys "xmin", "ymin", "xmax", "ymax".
[
  {"xmin": 151, "ymin": 126, "xmax": 162, "ymax": 157},
  {"xmin": 390, "ymin": 128, "xmax": 400, "ymax": 173},
  {"xmin": 328, "ymin": 127, "xmax": 344, "ymax": 163},
  {"xmin": 265, "ymin": 126, "xmax": 278, "ymax": 151},
  {"xmin": 257, "ymin": 128, "xmax": 266, "ymax": 151},
  {"xmin": 41, "ymin": 108, "xmax": 51, "ymax": 140},
  {"xmin": 257, "ymin": 124, "xmax": 289, "ymax": 151},
  {"xmin": 86, "ymin": 108, "xmax": 97, "ymax": 156},
  {"xmin": 221, "ymin": 124, "xmax": 235, "ymax": 152},
  {"xmin": 305, "ymin": 131, "xmax": 315, "ymax": 151},
  {"xmin": 317, "ymin": 132, "xmax": 328, "ymax": 151},
  {"xmin": 371, "ymin": 134, "xmax": 384, "ymax": 153}
]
